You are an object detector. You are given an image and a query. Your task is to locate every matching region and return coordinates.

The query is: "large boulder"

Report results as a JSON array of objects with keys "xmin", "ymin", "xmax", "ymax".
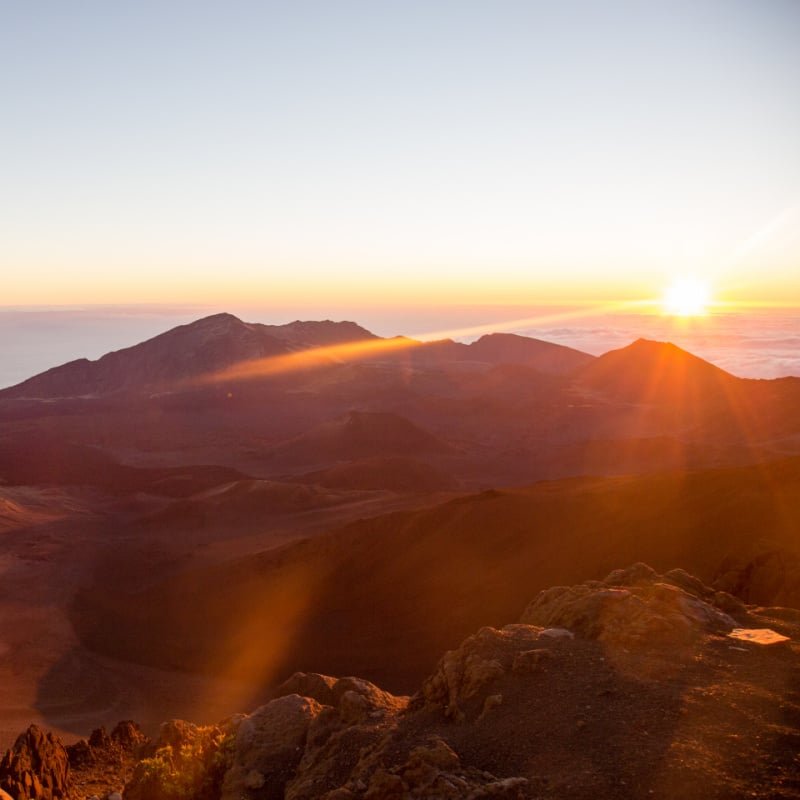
[
  {"xmin": 220, "ymin": 694, "xmax": 323, "ymax": 800},
  {"xmin": 0, "ymin": 725, "xmax": 69, "ymax": 800},
  {"xmin": 276, "ymin": 673, "xmax": 406, "ymax": 723},
  {"xmin": 420, "ymin": 623, "xmax": 556, "ymax": 722},
  {"xmin": 357, "ymin": 737, "xmax": 527, "ymax": 799},
  {"xmin": 520, "ymin": 562, "xmax": 739, "ymax": 650},
  {"xmin": 276, "ymin": 673, "xmax": 339, "ymax": 706}
]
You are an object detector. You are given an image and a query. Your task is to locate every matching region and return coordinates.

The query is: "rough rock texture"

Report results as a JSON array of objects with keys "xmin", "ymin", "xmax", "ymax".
[
  {"xmin": 67, "ymin": 722, "xmax": 147, "ymax": 769},
  {"xmin": 353, "ymin": 737, "xmax": 527, "ymax": 799},
  {"xmin": 521, "ymin": 562, "xmax": 739, "ymax": 651},
  {"xmin": 124, "ymin": 666, "xmax": 522, "ymax": 800},
  {"xmin": 281, "ymin": 675, "xmax": 413, "ymax": 800},
  {"xmin": 276, "ymin": 674, "xmax": 406, "ymax": 721},
  {"xmin": 8, "ymin": 564, "xmax": 800, "ymax": 800},
  {"xmin": 420, "ymin": 624, "xmax": 546, "ymax": 722},
  {"xmin": 0, "ymin": 726, "xmax": 69, "ymax": 800},
  {"xmin": 67, "ymin": 722, "xmax": 148, "ymax": 799},
  {"xmin": 220, "ymin": 695, "xmax": 323, "ymax": 800},
  {"xmin": 276, "ymin": 673, "xmax": 339, "ymax": 706}
]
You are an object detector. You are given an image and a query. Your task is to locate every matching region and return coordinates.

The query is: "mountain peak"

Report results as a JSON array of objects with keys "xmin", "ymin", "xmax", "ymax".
[
  {"xmin": 467, "ymin": 332, "xmax": 594, "ymax": 374},
  {"xmin": 0, "ymin": 315, "xmax": 385, "ymax": 399},
  {"xmin": 613, "ymin": 338, "xmax": 730, "ymax": 371},
  {"xmin": 256, "ymin": 319, "xmax": 377, "ymax": 347},
  {"xmin": 627, "ymin": 337, "xmax": 687, "ymax": 352},
  {"xmin": 579, "ymin": 336, "xmax": 735, "ymax": 402},
  {"xmin": 192, "ymin": 312, "xmax": 243, "ymax": 325},
  {"xmin": 164, "ymin": 312, "xmax": 251, "ymax": 341}
]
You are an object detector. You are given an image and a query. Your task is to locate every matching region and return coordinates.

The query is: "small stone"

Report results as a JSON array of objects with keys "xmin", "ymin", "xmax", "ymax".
[
  {"xmin": 479, "ymin": 694, "xmax": 503, "ymax": 720},
  {"xmin": 728, "ymin": 628, "xmax": 790, "ymax": 646},
  {"xmin": 243, "ymin": 770, "xmax": 265, "ymax": 789},
  {"xmin": 539, "ymin": 628, "xmax": 574, "ymax": 640}
]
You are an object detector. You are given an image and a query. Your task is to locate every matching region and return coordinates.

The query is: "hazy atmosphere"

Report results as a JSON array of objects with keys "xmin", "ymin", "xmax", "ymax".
[
  {"xmin": 2, "ymin": 4, "xmax": 800, "ymax": 800},
  {"xmin": 2, "ymin": 304, "xmax": 800, "ymax": 390}
]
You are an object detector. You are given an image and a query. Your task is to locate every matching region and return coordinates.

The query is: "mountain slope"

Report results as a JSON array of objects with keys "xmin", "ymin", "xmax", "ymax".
[
  {"xmin": 467, "ymin": 332, "xmax": 594, "ymax": 373},
  {"xmin": 73, "ymin": 457, "xmax": 800, "ymax": 692},
  {"xmin": 294, "ymin": 455, "xmax": 457, "ymax": 492},
  {"xmin": 269, "ymin": 410, "xmax": 454, "ymax": 467},
  {"xmin": 17, "ymin": 565, "xmax": 800, "ymax": 800},
  {"xmin": 0, "ymin": 314, "xmax": 596, "ymax": 399},
  {"xmin": 0, "ymin": 315, "xmax": 382, "ymax": 399},
  {"xmin": 0, "ymin": 434, "xmax": 245, "ymax": 496},
  {"xmin": 578, "ymin": 338, "xmax": 737, "ymax": 403},
  {"xmin": 0, "ymin": 314, "xmax": 290, "ymax": 398}
]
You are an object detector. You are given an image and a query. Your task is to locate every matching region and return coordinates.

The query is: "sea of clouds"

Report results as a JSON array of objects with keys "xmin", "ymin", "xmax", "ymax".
[
  {"xmin": 0, "ymin": 305, "xmax": 798, "ymax": 390},
  {"xmin": 522, "ymin": 310, "xmax": 800, "ymax": 380}
]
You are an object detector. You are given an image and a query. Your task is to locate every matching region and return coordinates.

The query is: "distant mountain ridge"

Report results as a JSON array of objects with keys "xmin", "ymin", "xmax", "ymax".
[
  {"xmin": 0, "ymin": 314, "xmax": 376, "ymax": 399},
  {"xmin": 0, "ymin": 313, "xmax": 594, "ymax": 399},
  {"xmin": 4, "ymin": 314, "xmax": 798, "ymax": 490},
  {"xmin": 466, "ymin": 331, "xmax": 593, "ymax": 373}
]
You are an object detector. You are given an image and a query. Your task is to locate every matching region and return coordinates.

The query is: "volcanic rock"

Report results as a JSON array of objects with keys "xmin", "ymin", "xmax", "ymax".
[
  {"xmin": 220, "ymin": 695, "xmax": 323, "ymax": 800},
  {"xmin": 276, "ymin": 673, "xmax": 406, "ymax": 720},
  {"xmin": 67, "ymin": 721, "xmax": 148, "ymax": 795},
  {"xmin": 521, "ymin": 563, "xmax": 739, "ymax": 650},
  {"xmin": 420, "ymin": 624, "xmax": 548, "ymax": 722},
  {"xmin": 0, "ymin": 725, "xmax": 69, "ymax": 800}
]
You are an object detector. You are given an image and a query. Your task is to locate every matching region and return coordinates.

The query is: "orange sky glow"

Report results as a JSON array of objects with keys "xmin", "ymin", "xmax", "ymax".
[{"xmin": 2, "ymin": 3, "xmax": 798, "ymax": 312}]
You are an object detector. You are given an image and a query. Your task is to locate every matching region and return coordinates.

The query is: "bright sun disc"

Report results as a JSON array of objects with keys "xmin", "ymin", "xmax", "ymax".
[{"xmin": 662, "ymin": 278, "xmax": 711, "ymax": 316}]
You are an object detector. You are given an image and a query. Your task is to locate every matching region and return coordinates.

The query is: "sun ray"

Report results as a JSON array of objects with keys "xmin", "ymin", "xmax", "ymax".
[{"xmin": 189, "ymin": 298, "xmax": 652, "ymax": 388}]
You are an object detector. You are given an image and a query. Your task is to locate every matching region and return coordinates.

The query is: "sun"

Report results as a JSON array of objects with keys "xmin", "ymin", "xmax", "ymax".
[{"xmin": 661, "ymin": 277, "xmax": 712, "ymax": 317}]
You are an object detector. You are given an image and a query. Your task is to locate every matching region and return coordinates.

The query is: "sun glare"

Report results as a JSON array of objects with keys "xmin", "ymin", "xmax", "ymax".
[{"xmin": 661, "ymin": 277, "xmax": 712, "ymax": 317}]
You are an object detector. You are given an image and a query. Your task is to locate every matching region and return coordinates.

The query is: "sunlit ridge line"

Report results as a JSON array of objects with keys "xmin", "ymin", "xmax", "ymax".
[{"xmin": 191, "ymin": 298, "xmax": 651, "ymax": 386}]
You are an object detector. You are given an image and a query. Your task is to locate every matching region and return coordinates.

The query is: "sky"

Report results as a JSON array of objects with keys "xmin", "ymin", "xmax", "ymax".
[{"xmin": 1, "ymin": 0, "xmax": 799, "ymax": 308}]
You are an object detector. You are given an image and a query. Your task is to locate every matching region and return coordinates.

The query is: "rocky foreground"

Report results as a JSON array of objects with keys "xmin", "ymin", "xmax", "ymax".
[{"xmin": 3, "ymin": 564, "xmax": 800, "ymax": 800}]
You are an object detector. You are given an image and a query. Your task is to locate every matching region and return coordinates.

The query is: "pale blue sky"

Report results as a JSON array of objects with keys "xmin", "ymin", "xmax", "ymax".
[{"xmin": 2, "ymin": 1, "xmax": 799, "ymax": 305}]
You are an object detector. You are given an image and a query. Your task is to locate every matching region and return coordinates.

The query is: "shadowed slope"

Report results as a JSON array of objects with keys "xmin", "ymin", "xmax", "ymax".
[
  {"xmin": 0, "ymin": 314, "xmax": 288, "ymax": 398},
  {"xmin": 0, "ymin": 434, "xmax": 245, "ymax": 497},
  {"xmin": 294, "ymin": 455, "xmax": 457, "ymax": 492},
  {"xmin": 72, "ymin": 457, "xmax": 800, "ymax": 693},
  {"xmin": 0, "ymin": 316, "xmax": 379, "ymax": 399},
  {"xmin": 269, "ymin": 410, "xmax": 455, "ymax": 467},
  {"xmin": 467, "ymin": 332, "xmax": 594, "ymax": 373}
]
